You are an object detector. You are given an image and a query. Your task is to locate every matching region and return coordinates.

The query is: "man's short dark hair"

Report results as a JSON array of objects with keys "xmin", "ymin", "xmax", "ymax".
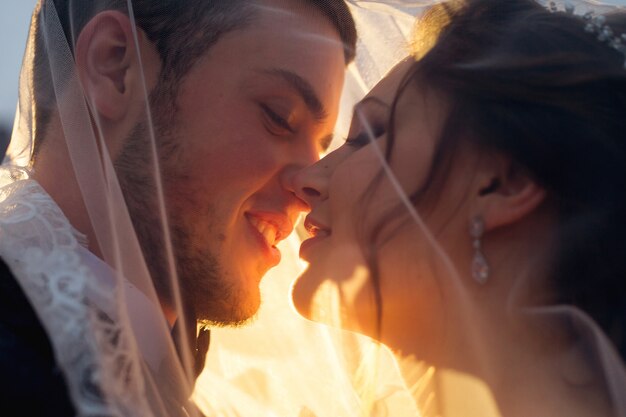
[{"xmin": 31, "ymin": 0, "xmax": 357, "ymax": 155}]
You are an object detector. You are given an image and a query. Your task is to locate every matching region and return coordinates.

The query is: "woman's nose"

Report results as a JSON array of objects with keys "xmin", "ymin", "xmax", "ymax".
[{"xmin": 285, "ymin": 160, "xmax": 332, "ymax": 207}]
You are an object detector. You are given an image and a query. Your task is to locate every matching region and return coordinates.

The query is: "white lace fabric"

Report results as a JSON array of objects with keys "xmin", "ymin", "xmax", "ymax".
[{"xmin": 0, "ymin": 168, "xmax": 154, "ymax": 417}]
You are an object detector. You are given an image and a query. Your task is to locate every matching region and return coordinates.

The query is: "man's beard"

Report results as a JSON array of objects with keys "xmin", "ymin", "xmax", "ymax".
[{"xmin": 114, "ymin": 117, "xmax": 253, "ymax": 326}]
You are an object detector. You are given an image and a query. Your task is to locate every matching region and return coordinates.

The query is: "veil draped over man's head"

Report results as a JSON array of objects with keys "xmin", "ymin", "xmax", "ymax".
[
  {"xmin": 6, "ymin": 0, "xmax": 222, "ymax": 415},
  {"xmin": 3, "ymin": 0, "xmax": 626, "ymax": 416}
]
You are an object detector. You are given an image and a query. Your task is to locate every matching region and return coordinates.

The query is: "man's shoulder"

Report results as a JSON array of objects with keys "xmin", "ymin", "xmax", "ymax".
[
  {"xmin": 0, "ymin": 257, "xmax": 50, "ymax": 339},
  {"xmin": 0, "ymin": 256, "xmax": 75, "ymax": 416}
]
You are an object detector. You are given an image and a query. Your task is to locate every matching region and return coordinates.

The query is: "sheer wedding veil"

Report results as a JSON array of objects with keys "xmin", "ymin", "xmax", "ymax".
[{"xmin": 2, "ymin": 0, "xmax": 625, "ymax": 416}]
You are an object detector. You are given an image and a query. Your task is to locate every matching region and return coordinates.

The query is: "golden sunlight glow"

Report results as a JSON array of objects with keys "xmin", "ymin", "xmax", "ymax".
[
  {"xmin": 437, "ymin": 369, "xmax": 501, "ymax": 417},
  {"xmin": 309, "ymin": 279, "xmax": 344, "ymax": 329},
  {"xmin": 196, "ymin": 236, "xmax": 422, "ymax": 416},
  {"xmin": 195, "ymin": 235, "xmax": 502, "ymax": 417}
]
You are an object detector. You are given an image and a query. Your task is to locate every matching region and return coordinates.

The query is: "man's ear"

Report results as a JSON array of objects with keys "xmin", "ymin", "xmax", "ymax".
[
  {"xmin": 473, "ymin": 156, "xmax": 546, "ymax": 232},
  {"xmin": 74, "ymin": 11, "xmax": 139, "ymax": 121}
]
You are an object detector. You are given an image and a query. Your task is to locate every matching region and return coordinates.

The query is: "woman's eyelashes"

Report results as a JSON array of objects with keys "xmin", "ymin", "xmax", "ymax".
[
  {"xmin": 345, "ymin": 125, "xmax": 386, "ymax": 147},
  {"xmin": 260, "ymin": 103, "xmax": 295, "ymax": 135}
]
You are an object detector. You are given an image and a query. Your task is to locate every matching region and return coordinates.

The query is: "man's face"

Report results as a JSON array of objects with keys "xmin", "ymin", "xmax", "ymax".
[{"xmin": 127, "ymin": 0, "xmax": 347, "ymax": 324}]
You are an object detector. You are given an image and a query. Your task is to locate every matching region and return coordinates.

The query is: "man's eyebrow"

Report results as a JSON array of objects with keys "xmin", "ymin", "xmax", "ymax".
[{"xmin": 260, "ymin": 69, "xmax": 328, "ymax": 121}]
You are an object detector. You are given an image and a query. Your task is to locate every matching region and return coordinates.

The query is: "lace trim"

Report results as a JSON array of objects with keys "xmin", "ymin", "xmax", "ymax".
[{"xmin": 0, "ymin": 175, "xmax": 153, "ymax": 417}]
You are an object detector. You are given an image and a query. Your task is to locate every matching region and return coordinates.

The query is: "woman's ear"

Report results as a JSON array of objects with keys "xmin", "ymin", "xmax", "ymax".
[
  {"xmin": 74, "ymin": 11, "xmax": 138, "ymax": 121},
  {"xmin": 474, "ymin": 156, "xmax": 546, "ymax": 232}
]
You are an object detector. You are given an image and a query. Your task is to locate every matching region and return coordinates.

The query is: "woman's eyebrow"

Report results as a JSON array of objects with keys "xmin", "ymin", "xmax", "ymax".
[
  {"xmin": 353, "ymin": 96, "xmax": 391, "ymax": 117},
  {"xmin": 351, "ymin": 96, "xmax": 391, "ymax": 129}
]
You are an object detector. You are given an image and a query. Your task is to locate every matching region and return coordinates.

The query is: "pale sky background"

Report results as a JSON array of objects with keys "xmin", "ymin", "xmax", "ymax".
[
  {"xmin": 1, "ymin": 0, "xmax": 625, "ymax": 130},
  {"xmin": 0, "ymin": 1, "xmax": 36, "ymax": 128}
]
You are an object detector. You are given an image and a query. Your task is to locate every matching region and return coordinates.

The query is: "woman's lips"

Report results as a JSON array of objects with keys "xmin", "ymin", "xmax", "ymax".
[
  {"xmin": 303, "ymin": 216, "xmax": 330, "ymax": 238},
  {"xmin": 300, "ymin": 216, "xmax": 332, "ymax": 260},
  {"xmin": 299, "ymin": 230, "xmax": 331, "ymax": 260}
]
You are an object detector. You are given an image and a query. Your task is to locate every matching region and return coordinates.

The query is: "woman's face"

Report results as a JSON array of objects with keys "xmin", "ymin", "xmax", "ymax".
[{"xmin": 291, "ymin": 60, "xmax": 475, "ymax": 353}]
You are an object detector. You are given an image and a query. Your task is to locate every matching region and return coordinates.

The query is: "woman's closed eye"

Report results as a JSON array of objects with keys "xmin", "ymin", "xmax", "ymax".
[
  {"xmin": 345, "ymin": 125, "xmax": 386, "ymax": 148},
  {"xmin": 260, "ymin": 103, "xmax": 295, "ymax": 135},
  {"xmin": 345, "ymin": 97, "xmax": 390, "ymax": 148}
]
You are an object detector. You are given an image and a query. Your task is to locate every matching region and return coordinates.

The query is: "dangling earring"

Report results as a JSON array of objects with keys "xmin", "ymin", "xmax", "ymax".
[{"xmin": 470, "ymin": 216, "xmax": 489, "ymax": 284}]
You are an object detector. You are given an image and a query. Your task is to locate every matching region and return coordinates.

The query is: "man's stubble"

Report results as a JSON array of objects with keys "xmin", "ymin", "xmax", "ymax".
[{"xmin": 114, "ymin": 99, "xmax": 255, "ymax": 327}]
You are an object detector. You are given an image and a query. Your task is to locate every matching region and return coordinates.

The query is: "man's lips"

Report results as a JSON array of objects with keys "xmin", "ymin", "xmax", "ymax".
[{"xmin": 245, "ymin": 211, "xmax": 294, "ymax": 248}]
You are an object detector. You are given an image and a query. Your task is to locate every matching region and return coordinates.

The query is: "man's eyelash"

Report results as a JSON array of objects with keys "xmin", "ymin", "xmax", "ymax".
[{"xmin": 261, "ymin": 104, "xmax": 294, "ymax": 133}]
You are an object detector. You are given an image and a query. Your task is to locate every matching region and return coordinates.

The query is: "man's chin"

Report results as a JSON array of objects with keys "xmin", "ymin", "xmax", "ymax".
[
  {"xmin": 195, "ymin": 291, "xmax": 261, "ymax": 327},
  {"xmin": 198, "ymin": 312, "xmax": 258, "ymax": 328}
]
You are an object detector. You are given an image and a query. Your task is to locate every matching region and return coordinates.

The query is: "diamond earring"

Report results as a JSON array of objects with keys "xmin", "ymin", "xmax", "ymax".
[{"xmin": 470, "ymin": 216, "xmax": 489, "ymax": 284}]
